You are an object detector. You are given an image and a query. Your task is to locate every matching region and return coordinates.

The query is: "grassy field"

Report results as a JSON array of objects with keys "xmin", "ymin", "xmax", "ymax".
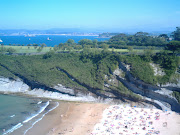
[
  {"xmin": 108, "ymin": 48, "xmax": 161, "ymax": 54},
  {"xmin": 1, "ymin": 46, "xmax": 52, "ymax": 53},
  {"xmin": 1, "ymin": 45, "xmax": 162, "ymax": 54}
]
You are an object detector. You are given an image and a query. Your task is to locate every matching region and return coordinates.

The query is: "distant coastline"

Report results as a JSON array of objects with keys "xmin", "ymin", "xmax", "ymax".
[
  {"xmin": 0, "ymin": 34, "xmax": 99, "ymax": 37},
  {"xmin": 34, "ymin": 34, "xmax": 99, "ymax": 36}
]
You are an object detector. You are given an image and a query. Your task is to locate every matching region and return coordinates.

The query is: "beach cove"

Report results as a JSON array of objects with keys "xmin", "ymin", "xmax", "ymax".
[{"xmin": 0, "ymin": 77, "xmax": 180, "ymax": 135}]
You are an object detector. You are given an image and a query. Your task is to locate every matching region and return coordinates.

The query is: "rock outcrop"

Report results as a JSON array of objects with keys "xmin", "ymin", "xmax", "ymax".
[
  {"xmin": 115, "ymin": 62, "xmax": 180, "ymax": 113},
  {"xmin": 0, "ymin": 77, "xmax": 29, "ymax": 92}
]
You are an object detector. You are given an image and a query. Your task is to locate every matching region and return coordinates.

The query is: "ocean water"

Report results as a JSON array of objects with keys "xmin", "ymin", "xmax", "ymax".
[
  {"xmin": 0, "ymin": 94, "xmax": 59, "ymax": 135},
  {"xmin": 0, "ymin": 35, "xmax": 109, "ymax": 47}
]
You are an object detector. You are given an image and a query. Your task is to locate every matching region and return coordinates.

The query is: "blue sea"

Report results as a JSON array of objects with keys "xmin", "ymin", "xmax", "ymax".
[
  {"xmin": 0, "ymin": 94, "xmax": 59, "ymax": 135},
  {"xmin": 0, "ymin": 35, "xmax": 109, "ymax": 47}
]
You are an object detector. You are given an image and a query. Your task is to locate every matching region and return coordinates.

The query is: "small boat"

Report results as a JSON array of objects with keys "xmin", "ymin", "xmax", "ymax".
[
  {"xmin": 47, "ymin": 37, "xmax": 52, "ymax": 41},
  {"xmin": 0, "ymin": 39, "xmax": 3, "ymax": 42}
]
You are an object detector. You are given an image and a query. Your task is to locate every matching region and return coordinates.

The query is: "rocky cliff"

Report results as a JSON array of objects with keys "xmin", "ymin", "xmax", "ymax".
[{"xmin": 113, "ymin": 61, "xmax": 180, "ymax": 112}]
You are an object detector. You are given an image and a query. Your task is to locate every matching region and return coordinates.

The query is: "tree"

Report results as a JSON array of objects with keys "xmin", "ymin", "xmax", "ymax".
[
  {"xmin": 27, "ymin": 44, "xmax": 31, "ymax": 49},
  {"xmin": 6, "ymin": 47, "xmax": 16, "ymax": 54},
  {"xmin": 159, "ymin": 34, "xmax": 169, "ymax": 41},
  {"xmin": 27, "ymin": 44, "xmax": 32, "ymax": 46},
  {"xmin": 66, "ymin": 46, "xmax": 72, "ymax": 52},
  {"xmin": 93, "ymin": 39, "xmax": 98, "ymax": 48},
  {"xmin": 53, "ymin": 45, "xmax": 59, "ymax": 52},
  {"xmin": 33, "ymin": 43, "xmax": 39, "ymax": 49},
  {"xmin": 127, "ymin": 46, "xmax": 133, "ymax": 52},
  {"xmin": 166, "ymin": 40, "xmax": 180, "ymax": 54},
  {"xmin": 143, "ymin": 46, "xmax": 154, "ymax": 62},
  {"xmin": 74, "ymin": 45, "xmax": 82, "ymax": 50},
  {"xmin": 58, "ymin": 43, "xmax": 64, "ymax": 50},
  {"xmin": 40, "ymin": 43, "xmax": 47, "ymax": 48},
  {"xmin": 78, "ymin": 39, "xmax": 93, "ymax": 46},
  {"xmin": 0, "ymin": 46, "xmax": 6, "ymax": 53},
  {"xmin": 66, "ymin": 39, "xmax": 75, "ymax": 46},
  {"xmin": 172, "ymin": 27, "xmax": 180, "ymax": 41},
  {"xmin": 102, "ymin": 43, "xmax": 109, "ymax": 50},
  {"xmin": 43, "ymin": 50, "xmax": 55, "ymax": 59}
]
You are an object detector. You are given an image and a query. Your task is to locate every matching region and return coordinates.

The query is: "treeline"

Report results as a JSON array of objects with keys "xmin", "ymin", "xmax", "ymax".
[
  {"xmin": 108, "ymin": 32, "xmax": 168, "ymax": 48},
  {"xmin": 52, "ymin": 27, "xmax": 180, "ymax": 54},
  {"xmin": 0, "ymin": 27, "xmax": 180, "ymax": 55}
]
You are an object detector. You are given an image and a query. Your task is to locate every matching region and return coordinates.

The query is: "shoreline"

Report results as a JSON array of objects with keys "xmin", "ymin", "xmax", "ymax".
[
  {"xmin": 18, "ymin": 101, "xmax": 180, "ymax": 135},
  {"xmin": 0, "ymin": 95, "xmax": 59, "ymax": 135},
  {"xmin": 0, "ymin": 93, "xmax": 180, "ymax": 135},
  {"xmin": 1, "ymin": 77, "xmax": 180, "ymax": 135},
  {"xmin": 25, "ymin": 102, "xmax": 109, "ymax": 135}
]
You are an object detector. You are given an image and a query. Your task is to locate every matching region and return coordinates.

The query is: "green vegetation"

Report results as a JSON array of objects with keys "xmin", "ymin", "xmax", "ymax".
[
  {"xmin": 0, "ymin": 51, "xmax": 178, "ymax": 100},
  {"xmin": 108, "ymin": 32, "xmax": 167, "ymax": 48},
  {"xmin": 0, "ymin": 52, "xmax": 118, "ymax": 89},
  {"xmin": 171, "ymin": 27, "xmax": 180, "ymax": 41},
  {"xmin": 166, "ymin": 40, "xmax": 180, "ymax": 54},
  {"xmin": 119, "ymin": 55, "xmax": 157, "ymax": 85},
  {"xmin": 0, "ymin": 27, "xmax": 180, "ymax": 102},
  {"xmin": 153, "ymin": 51, "xmax": 178, "ymax": 84}
]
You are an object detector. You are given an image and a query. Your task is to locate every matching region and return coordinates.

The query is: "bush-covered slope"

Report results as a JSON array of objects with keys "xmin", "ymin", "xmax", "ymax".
[
  {"xmin": 0, "ymin": 52, "xmax": 179, "ymax": 101},
  {"xmin": 0, "ymin": 53, "xmax": 118, "ymax": 90}
]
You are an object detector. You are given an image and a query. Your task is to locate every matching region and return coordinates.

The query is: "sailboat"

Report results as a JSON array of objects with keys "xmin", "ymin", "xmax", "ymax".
[{"xmin": 0, "ymin": 38, "xmax": 3, "ymax": 42}]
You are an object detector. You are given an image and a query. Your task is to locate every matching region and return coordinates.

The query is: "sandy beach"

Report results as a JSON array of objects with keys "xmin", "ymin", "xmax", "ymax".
[
  {"xmin": 25, "ymin": 102, "xmax": 109, "ymax": 135},
  {"xmin": 25, "ymin": 102, "xmax": 180, "ymax": 135}
]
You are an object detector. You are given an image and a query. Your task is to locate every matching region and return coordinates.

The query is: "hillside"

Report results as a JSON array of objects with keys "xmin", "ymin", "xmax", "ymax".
[{"xmin": 0, "ymin": 51, "xmax": 180, "ymax": 111}]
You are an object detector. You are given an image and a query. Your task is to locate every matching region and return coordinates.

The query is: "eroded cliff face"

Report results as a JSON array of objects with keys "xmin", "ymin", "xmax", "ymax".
[
  {"xmin": 149, "ymin": 63, "xmax": 166, "ymax": 76},
  {"xmin": 149, "ymin": 63, "xmax": 180, "ymax": 91},
  {"xmin": 0, "ymin": 76, "xmax": 99, "ymax": 102},
  {"xmin": 0, "ymin": 60, "xmax": 180, "ymax": 112},
  {"xmin": 0, "ymin": 77, "xmax": 29, "ymax": 92},
  {"xmin": 113, "ymin": 62, "xmax": 180, "ymax": 112}
]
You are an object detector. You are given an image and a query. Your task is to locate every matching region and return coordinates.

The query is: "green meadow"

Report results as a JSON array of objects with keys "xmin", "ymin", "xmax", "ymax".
[{"xmin": 1, "ymin": 45, "xmax": 162, "ymax": 54}]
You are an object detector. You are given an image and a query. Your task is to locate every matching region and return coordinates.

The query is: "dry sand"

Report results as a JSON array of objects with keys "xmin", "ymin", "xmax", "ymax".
[
  {"xmin": 26, "ymin": 102, "xmax": 180, "ymax": 135},
  {"xmin": 91, "ymin": 105, "xmax": 180, "ymax": 135},
  {"xmin": 26, "ymin": 102, "xmax": 109, "ymax": 135}
]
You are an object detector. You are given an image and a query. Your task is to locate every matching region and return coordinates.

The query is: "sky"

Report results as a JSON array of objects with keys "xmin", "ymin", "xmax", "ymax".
[{"xmin": 0, "ymin": 0, "xmax": 180, "ymax": 32}]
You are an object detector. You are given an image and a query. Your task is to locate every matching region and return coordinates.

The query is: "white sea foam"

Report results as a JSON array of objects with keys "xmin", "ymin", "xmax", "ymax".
[
  {"xmin": 37, "ymin": 101, "xmax": 42, "ymax": 104},
  {"xmin": 3, "ymin": 123, "xmax": 23, "ymax": 135},
  {"xmin": 10, "ymin": 114, "xmax": 15, "ymax": 118},
  {"xmin": 23, "ymin": 101, "xmax": 49, "ymax": 123},
  {"xmin": 2, "ymin": 101, "xmax": 59, "ymax": 135},
  {"xmin": 24, "ymin": 102, "xmax": 59, "ymax": 135}
]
